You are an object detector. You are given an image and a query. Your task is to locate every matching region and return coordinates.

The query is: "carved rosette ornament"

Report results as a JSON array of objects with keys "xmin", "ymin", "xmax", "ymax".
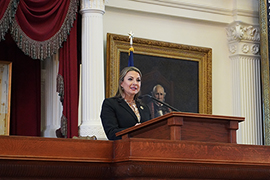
[
  {"xmin": 251, "ymin": 44, "xmax": 260, "ymax": 54},
  {"xmin": 226, "ymin": 22, "xmax": 260, "ymax": 56}
]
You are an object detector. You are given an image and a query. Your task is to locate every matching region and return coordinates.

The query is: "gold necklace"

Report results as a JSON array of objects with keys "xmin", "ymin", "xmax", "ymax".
[
  {"xmin": 125, "ymin": 99, "xmax": 136, "ymax": 109},
  {"xmin": 125, "ymin": 99, "xmax": 141, "ymax": 122},
  {"xmin": 125, "ymin": 99, "xmax": 135, "ymax": 105}
]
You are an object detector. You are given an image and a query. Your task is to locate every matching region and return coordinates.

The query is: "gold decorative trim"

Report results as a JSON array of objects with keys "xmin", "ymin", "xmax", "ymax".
[
  {"xmin": 0, "ymin": 61, "xmax": 12, "ymax": 135},
  {"xmin": 259, "ymin": 0, "xmax": 270, "ymax": 145}
]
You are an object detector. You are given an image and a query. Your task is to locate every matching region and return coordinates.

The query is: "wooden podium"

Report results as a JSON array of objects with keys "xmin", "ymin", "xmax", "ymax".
[{"xmin": 116, "ymin": 112, "xmax": 245, "ymax": 143}]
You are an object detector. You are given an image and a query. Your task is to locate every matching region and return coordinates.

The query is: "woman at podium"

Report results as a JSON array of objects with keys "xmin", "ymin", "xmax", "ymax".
[{"xmin": 100, "ymin": 66, "xmax": 151, "ymax": 140}]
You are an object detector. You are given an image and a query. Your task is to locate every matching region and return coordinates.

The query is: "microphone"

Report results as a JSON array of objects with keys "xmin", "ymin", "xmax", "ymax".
[{"xmin": 139, "ymin": 94, "xmax": 180, "ymax": 112}]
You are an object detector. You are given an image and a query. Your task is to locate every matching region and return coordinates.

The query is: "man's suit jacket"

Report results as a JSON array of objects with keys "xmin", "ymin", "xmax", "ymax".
[{"xmin": 100, "ymin": 97, "xmax": 151, "ymax": 140}]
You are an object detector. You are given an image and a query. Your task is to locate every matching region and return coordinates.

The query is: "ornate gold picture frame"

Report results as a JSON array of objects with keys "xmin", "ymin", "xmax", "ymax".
[
  {"xmin": 106, "ymin": 33, "xmax": 212, "ymax": 114},
  {"xmin": 259, "ymin": 0, "xmax": 270, "ymax": 145},
  {"xmin": 0, "ymin": 61, "xmax": 12, "ymax": 135}
]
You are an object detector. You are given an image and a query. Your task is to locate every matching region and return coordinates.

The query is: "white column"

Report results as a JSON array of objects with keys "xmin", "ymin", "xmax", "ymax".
[
  {"xmin": 79, "ymin": 0, "xmax": 107, "ymax": 139},
  {"xmin": 227, "ymin": 21, "xmax": 262, "ymax": 145},
  {"xmin": 42, "ymin": 53, "xmax": 62, "ymax": 137}
]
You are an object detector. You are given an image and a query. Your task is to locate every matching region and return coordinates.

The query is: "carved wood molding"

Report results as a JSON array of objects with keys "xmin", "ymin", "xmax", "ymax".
[{"xmin": 0, "ymin": 136, "xmax": 270, "ymax": 179}]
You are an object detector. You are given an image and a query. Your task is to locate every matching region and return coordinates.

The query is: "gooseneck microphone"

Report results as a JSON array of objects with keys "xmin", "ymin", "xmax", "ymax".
[{"xmin": 138, "ymin": 94, "xmax": 180, "ymax": 112}]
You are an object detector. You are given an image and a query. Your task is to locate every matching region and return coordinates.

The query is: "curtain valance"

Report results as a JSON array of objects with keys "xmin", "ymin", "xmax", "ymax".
[
  {"xmin": 0, "ymin": 0, "xmax": 19, "ymax": 41},
  {"xmin": 0, "ymin": 0, "xmax": 78, "ymax": 60}
]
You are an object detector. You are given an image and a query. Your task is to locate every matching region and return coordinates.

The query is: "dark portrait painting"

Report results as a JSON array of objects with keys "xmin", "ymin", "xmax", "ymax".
[
  {"xmin": 106, "ymin": 33, "xmax": 212, "ymax": 114},
  {"xmin": 120, "ymin": 52, "xmax": 198, "ymax": 113}
]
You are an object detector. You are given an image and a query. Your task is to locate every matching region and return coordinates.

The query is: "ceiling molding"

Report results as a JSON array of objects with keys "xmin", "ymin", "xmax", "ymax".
[{"xmin": 105, "ymin": 0, "xmax": 258, "ymax": 24}]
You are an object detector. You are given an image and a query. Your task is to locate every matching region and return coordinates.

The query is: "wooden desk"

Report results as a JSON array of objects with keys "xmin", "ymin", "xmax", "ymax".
[
  {"xmin": 0, "ymin": 135, "xmax": 270, "ymax": 179},
  {"xmin": 114, "ymin": 138, "xmax": 270, "ymax": 180},
  {"xmin": 0, "ymin": 136, "xmax": 113, "ymax": 179}
]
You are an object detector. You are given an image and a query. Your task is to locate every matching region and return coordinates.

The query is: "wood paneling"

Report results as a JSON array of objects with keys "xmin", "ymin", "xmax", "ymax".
[
  {"xmin": 117, "ymin": 112, "xmax": 244, "ymax": 143},
  {"xmin": 0, "ymin": 135, "xmax": 270, "ymax": 179}
]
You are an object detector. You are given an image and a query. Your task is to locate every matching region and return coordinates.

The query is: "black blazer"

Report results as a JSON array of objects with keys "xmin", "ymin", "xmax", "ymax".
[{"xmin": 100, "ymin": 97, "xmax": 151, "ymax": 140}]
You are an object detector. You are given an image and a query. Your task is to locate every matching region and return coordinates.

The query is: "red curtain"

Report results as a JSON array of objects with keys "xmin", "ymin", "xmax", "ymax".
[
  {"xmin": 58, "ymin": 16, "xmax": 79, "ymax": 138},
  {"xmin": 0, "ymin": 0, "xmax": 79, "ymax": 137},
  {"xmin": 15, "ymin": 0, "xmax": 69, "ymax": 41},
  {"xmin": 11, "ymin": 0, "xmax": 78, "ymax": 60},
  {"xmin": 0, "ymin": 1, "xmax": 10, "ymax": 19},
  {"xmin": 0, "ymin": 33, "xmax": 41, "ymax": 136}
]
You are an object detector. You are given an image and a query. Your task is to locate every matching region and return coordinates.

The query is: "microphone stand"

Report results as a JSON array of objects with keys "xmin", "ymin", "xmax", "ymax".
[{"xmin": 140, "ymin": 94, "xmax": 180, "ymax": 112}]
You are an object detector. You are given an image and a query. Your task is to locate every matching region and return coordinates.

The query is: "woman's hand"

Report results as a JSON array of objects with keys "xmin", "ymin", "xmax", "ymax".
[{"xmin": 135, "ymin": 123, "xmax": 141, "ymax": 126}]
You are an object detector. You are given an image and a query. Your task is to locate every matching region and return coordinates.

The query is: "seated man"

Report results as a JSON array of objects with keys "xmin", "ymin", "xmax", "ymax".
[{"xmin": 147, "ymin": 84, "xmax": 171, "ymax": 118}]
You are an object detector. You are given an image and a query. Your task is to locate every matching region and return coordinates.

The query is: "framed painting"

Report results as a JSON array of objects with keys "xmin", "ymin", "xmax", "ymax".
[
  {"xmin": 106, "ymin": 33, "xmax": 212, "ymax": 114},
  {"xmin": 0, "ymin": 61, "xmax": 12, "ymax": 135}
]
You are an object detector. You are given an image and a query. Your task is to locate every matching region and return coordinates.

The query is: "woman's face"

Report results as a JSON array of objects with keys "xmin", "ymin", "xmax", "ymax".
[{"xmin": 121, "ymin": 70, "xmax": 141, "ymax": 97}]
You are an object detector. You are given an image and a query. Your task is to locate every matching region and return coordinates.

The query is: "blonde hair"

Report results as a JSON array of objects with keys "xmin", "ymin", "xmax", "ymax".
[{"xmin": 115, "ymin": 66, "xmax": 142, "ymax": 100}]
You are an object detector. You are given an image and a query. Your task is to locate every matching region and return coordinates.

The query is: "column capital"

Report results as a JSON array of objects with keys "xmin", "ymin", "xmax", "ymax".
[
  {"xmin": 226, "ymin": 21, "xmax": 260, "ymax": 57},
  {"xmin": 80, "ymin": 0, "xmax": 108, "ymax": 14},
  {"xmin": 226, "ymin": 21, "xmax": 260, "ymax": 42}
]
